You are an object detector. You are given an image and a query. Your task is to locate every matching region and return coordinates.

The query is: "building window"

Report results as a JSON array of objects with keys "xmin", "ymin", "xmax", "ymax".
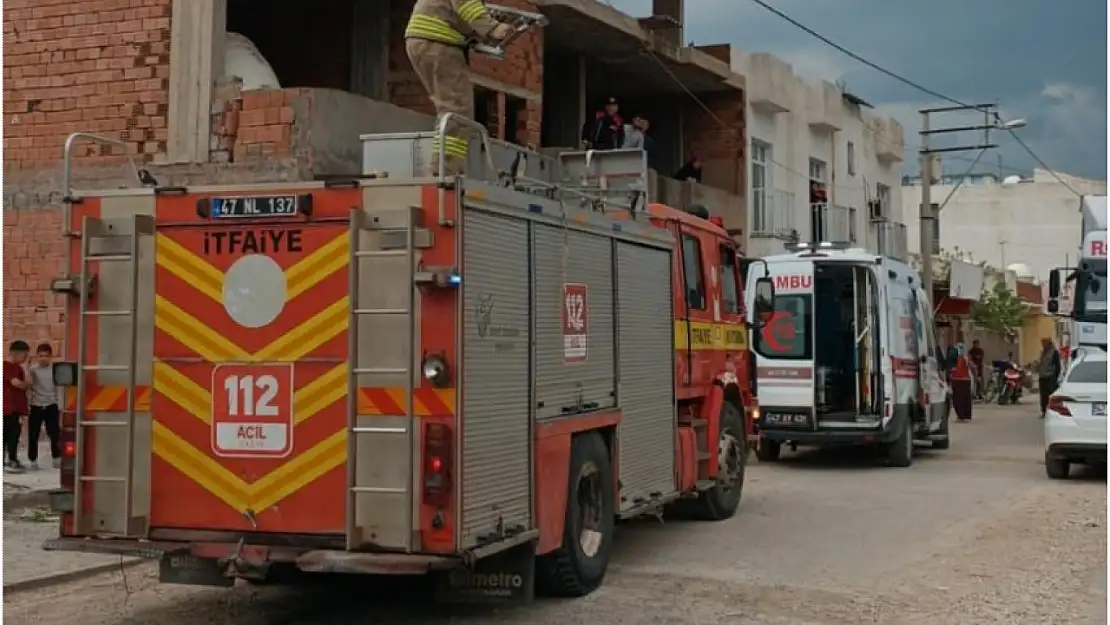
[
  {"xmin": 847, "ymin": 141, "xmax": 856, "ymax": 176},
  {"xmin": 808, "ymin": 157, "xmax": 827, "ymax": 184},
  {"xmin": 848, "ymin": 207, "xmax": 858, "ymax": 243},
  {"xmin": 719, "ymin": 245, "xmax": 740, "ymax": 315},
  {"xmin": 874, "ymin": 183, "xmax": 891, "ymax": 219},
  {"xmin": 474, "ymin": 87, "xmax": 497, "ymax": 136},
  {"xmin": 809, "ymin": 157, "xmax": 829, "ymax": 242},
  {"xmin": 505, "ymin": 94, "xmax": 526, "ymax": 145},
  {"xmin": 751, "ymin": 139, "xmax": 772, "ymax": 233}
]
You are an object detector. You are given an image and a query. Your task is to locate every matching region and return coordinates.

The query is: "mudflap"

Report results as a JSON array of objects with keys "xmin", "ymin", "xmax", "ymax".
[
  {"xmin": 434, "ymin": 540, "xmax": 536, "ymax": 604},
  {"xmin": 159, "ymin": 554, "xmax": 235, "ymax": 588}
]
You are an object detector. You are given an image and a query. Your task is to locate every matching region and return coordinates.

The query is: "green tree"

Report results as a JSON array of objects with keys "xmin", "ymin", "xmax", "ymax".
[{"xmin": 971, "ymin": 283, "xmax": 1027, "ymax": 337}]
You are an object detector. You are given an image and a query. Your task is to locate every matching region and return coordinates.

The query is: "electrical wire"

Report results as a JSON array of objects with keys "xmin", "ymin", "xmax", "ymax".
[
  {"xmin": 936, "ymin": 148, "xmax": 988, "ymax": 211},
  {"xmin": 594, "ymin": 0, "xmax": 904, "ymax": 192},
  {"xmin": 639, "ymin": 46, "xmax": 866, "ymax": 193},
  {"xmin": 744, "ymin": 0, "xmax": 1086, "ymax": 198}
]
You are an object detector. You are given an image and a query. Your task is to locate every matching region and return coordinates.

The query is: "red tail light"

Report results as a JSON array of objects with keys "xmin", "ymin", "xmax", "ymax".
[
  {"xmin": 59, "ymin": 416, "xmax": 76, "ymax": 490},
  {"xmin": 422, "ymin": 422, "xmax": 453, "ymax": 507},
  {"xmin": 1048, "ymin": 396, "xmax": 1074, "ymax": 417}
]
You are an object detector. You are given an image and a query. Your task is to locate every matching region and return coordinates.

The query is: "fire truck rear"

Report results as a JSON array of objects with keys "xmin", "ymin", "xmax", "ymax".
[{"xmin": 44, "ymin": 122, "xmax": 770, "ymax": 602}]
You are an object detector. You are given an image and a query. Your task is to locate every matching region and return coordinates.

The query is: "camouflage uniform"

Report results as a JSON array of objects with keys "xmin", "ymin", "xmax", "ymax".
[{"xmin": 405, "ymin": 0, "xmax": 502, "ymax": 175}]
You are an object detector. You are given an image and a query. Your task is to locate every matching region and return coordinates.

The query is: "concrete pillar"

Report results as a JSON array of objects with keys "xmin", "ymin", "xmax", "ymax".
[
  {"xmin": 577, "ymin": 54, "xmax": 587, "ymax": 142},
  {"xmin": 167, "ymin": 0, "xmax": 226, "ymax": 163},
  {"xmin": 350, "ymin": 0, "xmax": 390, "ymax": 100},
  {"xmin": 651, "ymin": 0, "xmax": 684, "ymax": 46}
]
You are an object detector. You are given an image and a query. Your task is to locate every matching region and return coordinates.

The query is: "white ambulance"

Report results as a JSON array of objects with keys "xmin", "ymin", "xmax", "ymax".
[{"xmin": 745, "ymin": 243, "xmax": 950, "ymax": 466}]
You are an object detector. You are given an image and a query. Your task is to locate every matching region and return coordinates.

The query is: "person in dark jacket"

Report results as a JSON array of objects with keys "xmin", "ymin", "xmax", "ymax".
[
  {"xmin": 1037, "ymin": 337, "xmax": 1063, "ymax": 417},
  {"xmin": 581, "ymin": 97, "xmax": 624, "ymax": 150},
  {"xmin": 674, "ymin": 156, "xmax": 703, "ymax": 183}
]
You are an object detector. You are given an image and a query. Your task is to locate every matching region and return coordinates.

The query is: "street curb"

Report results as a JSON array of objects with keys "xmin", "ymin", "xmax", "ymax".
[
  {"xmin": 3, "ymin": 489, "xmax": 53, "ymax": 509},
  {"xmin": 4, "ymin": 558, "xmax": 147, "ymax": 595}
]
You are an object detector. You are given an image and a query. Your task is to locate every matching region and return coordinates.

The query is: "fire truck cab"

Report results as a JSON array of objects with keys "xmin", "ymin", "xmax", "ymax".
[{"xmin": 44, "ymin": 120, "xmax": 771, "ymax": 602}]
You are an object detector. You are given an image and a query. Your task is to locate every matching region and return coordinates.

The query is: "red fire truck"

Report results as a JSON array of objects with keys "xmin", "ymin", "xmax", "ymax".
[{"xmin": 44, "ymin": 125, "xmax": 773, "ymax": 602}]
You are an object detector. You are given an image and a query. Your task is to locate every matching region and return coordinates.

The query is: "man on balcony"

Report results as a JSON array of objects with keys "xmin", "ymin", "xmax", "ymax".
[
  {"xmin": 581, "ymin": 97, "xmax": 625, "ymax": 150},
  {"xmin": 621, "ymin": 114, "xmax": 660, "ymax": 170},
  {"xmin": 674, "ymin": 155, "xmax": 703, "ymax": 183},
  {"xmin": 810, "ymin": 181, "xmax": 828, "ymax": 242},
  {"xmin": 809, "ymin": 180, "xmax": 827, "ymax": 204}
]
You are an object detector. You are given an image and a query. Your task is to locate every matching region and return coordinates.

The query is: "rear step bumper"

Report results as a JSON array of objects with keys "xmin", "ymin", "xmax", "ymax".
[
  {"xmin": 759, "ymin": 408, "xmax": 912, "ymax": 446},
  {"xmin": 43, "ymin": 537, "xmax": 459, "ymax": 576}
]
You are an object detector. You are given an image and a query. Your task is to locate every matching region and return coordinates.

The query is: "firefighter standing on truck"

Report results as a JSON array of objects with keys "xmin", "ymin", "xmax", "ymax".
[{"xmin": 405, "ymin": 0, "xmax": 514, "ymax": 175}]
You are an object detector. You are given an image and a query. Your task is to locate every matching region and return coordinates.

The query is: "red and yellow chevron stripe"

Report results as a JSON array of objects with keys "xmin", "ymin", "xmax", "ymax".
[
  {"xmin": 149, "ymin": 225, "xmax": 352, "ymax": 532},
  {"xmin": 65, "ymin": 386, "xmax": 152, "ymax": 412},
  {"xmin": 360, "ymin": 387, "xmax": 455, "ymax": 417}
]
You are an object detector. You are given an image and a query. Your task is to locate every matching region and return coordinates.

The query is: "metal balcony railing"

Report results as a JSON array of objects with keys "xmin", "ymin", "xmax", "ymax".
[
  {"xmin": 751, "ymin": 189, "xmax": 797, "ymax": 238},
  {"xmin": 871, "ymin": 219, "xmax": 908, "ymax": 260},
  {"xmin": 809, "ymin": 202, "xmax": 853, "ymax": 243}
]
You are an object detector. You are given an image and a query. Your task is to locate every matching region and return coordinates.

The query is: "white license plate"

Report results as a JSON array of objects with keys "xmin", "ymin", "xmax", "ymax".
[{"xmin": 1093, "ymin": 403, "xmax": 1106, "ymax": 417}]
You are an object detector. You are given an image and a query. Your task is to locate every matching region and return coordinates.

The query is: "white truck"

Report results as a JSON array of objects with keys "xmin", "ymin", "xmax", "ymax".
[
  {"xmin": 1048, "ymin": 195, "xmax": 1108, "ymax": 352},
  {"xmin": 744, "ymin": 242, "xmax": 950, "ymax": 467}
]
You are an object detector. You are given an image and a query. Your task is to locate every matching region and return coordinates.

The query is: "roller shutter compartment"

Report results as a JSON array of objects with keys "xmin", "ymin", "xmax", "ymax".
[
  {"xmin": 532, "ymin": 225, "xmax": 617, "ymax": 420},
  {"xmin": 460, "ymin": 209, "xmax": 533, "ymax": 548},
  {"xmin": 615, "ymin": 242, "xmax": 676, "ymax": 512}
]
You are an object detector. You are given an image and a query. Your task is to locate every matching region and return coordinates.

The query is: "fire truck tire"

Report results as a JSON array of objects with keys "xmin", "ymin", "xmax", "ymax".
[
  {"xmin": 755, "ymin": 439, "xmax": 781, "ymax": 462},
  {"xmin": 535, "ymin": 432, "xmax": 615, "ymax": 598},
  {"xmin": 693, "ymin": 402, "xmax": 746, "ymax": 521}
]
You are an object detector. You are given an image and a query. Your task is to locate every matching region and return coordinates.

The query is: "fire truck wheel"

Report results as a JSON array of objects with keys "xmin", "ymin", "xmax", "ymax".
[
  {"xmin": 694, "ymin": 402, "xmax": 746, "ymax": 521},
  {"xmin": 535, "ymin": 432, "xmax": 615, "ymax": 598},
  {"xmin": 755, "ymin": 439, "xmax": 781, "ymax": 462}
]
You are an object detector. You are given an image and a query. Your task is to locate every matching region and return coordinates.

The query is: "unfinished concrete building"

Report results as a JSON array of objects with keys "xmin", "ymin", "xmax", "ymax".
[{"xmin": 3, "ymin": 0, "xmax": 749, "ymax": 345}]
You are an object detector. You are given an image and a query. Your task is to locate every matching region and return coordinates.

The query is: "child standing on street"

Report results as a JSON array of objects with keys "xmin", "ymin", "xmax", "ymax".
[
  {"xmin": 28, "ymin": 343, "xmax": 61, "ymax": 469},
  {"xmin": 3, "ymin": 340, "xmax": 30, "ymax": 472}
]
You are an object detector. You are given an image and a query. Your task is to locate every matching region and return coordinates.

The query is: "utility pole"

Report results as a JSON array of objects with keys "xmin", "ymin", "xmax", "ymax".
[
  {"xmin": 919, "ymin": 112, "xmax": 934, "ymax": 301},
  {"xmin": 917, "ymin": 103, "xmax": 1001, "ymax": 303}
]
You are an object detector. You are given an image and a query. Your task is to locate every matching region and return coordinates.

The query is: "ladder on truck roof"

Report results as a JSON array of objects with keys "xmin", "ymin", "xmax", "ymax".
[
  {"xmin": 73, "ymin": 214, "xmax": 153, "ymax": 537},
  {"xmin": 471, "ymin": 4, "xmax": 548, "ymax": 59}
]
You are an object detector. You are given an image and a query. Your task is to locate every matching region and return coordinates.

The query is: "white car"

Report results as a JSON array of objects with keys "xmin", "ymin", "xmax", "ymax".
[{"xmin": 1044, "ymin": 349, "xmax": 1108, "ymax": 479}]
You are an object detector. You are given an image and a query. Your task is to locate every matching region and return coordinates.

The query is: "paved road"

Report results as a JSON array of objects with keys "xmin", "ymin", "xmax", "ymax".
[{"xmin": 5, "ymin": 405, "xmax": 1105, "ymax": 624}]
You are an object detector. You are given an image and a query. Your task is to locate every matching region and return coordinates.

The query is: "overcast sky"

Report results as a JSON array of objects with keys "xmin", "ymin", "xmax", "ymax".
[{"xmin": 609, "ymin": 0, "xmax": 1108, "ymax": 180}]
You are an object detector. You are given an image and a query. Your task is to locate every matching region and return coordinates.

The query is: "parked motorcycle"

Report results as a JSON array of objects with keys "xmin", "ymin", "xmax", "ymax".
[{"xmin": 996, "ymin": 362, "xmax": 1026, "ymax": 405}]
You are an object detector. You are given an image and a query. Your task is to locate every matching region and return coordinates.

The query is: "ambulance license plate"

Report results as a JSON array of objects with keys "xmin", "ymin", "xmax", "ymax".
[
  {"xmin": 211, "ymin": 195, "xmax": 300, "ymax": 218},
  {"xmin": 1093, "ymin": 403, "xmax": 1106, "ymax": 417},
  {"xmin": 763, "ymin": 411, "xmax": 811, "ymax": 428}
]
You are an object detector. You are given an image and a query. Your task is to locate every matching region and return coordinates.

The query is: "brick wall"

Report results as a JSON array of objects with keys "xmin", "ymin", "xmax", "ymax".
[
  {"xmin": 694, "ymin": 44, "xmax": 731, "ymax": 64},
  {"xmin": 3, "ymin": 0, "xmax": 172, "ymax": 350},
  {"xmin": 683, "ymin": 90, "xmax": 747, "ymax": 196},
  {"xmin": 3, "ymin": 210, "xmax": 65, "ymax": 351},
  {"xmin": 210, "ymin": 85, "xmax": 299, "ymax": 164},
  {"xmin": 3, "ymin": 0, "xmax": 172, "ymax": 169}
]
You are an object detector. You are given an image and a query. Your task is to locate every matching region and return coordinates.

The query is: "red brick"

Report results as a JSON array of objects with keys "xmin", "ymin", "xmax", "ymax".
[
  {"xmin": 682, "ymin": 90, "xmax": 747, "ymax": 195},
  {"xmin": 3, "ymin": 0, "xmax": 172, "ymax": 168}
]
